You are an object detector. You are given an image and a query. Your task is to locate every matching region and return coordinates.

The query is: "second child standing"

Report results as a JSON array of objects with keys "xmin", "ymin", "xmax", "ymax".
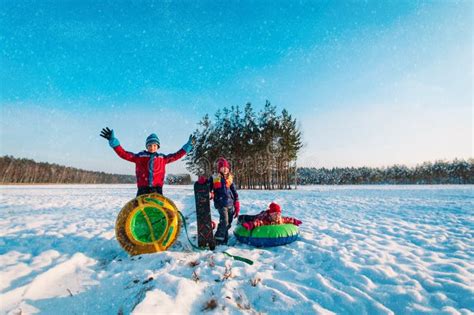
[{"xmin": 198, "ymin": 157, "xmax": 240, "ymax": 245}]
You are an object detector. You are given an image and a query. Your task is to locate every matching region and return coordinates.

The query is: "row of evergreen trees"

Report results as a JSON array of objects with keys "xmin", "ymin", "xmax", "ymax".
[
  {"xmin": 297, "ymin": 159, "xmax": 474, "ymax": 185},
  {"xmin": 0, "ymin": 156, "xmax": 136, "ymax": 184},
  {"xmin": 2, "ymin": 155, "xmax": 472, "ymax": 186},
  {"xmin": 185, "ymin": 101, "xmax": 303, "ymax": 189}
]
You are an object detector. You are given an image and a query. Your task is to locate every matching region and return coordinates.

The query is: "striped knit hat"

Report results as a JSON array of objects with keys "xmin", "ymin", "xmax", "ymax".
[{"xmin": 146, "ymin": 133, "xmax": 160, "ymax": 147}]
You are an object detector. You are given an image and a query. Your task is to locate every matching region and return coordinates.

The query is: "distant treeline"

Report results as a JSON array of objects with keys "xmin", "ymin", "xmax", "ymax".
[
  {"xmin": 297, "ymin": 159, "xmax": 474, "ymax": 185},
  {"xmin": 0, "ymin": 155, "xmax": 135, "ymax": 184},
  {"xmin": 2, "ymin": 155, "xmax": 472, "ymax": 186}
]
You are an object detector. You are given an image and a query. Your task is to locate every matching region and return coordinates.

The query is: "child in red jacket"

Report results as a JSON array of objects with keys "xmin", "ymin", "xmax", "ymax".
[
  {"xmin": 238, "ymin": 202, "xmax": 302, "ymax": 230},
  {"xmin": 100, "ymin": 127, "xmax": 192, "ymax": 196}
]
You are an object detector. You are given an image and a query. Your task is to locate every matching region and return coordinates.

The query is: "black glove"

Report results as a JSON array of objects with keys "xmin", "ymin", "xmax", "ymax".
[{"xmin": 100, "ymin": 127, "xmax": 113, "ymax": 140}]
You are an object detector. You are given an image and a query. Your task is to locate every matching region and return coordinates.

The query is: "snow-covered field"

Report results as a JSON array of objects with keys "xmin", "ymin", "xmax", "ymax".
[{"xmin": 0, "ymin": 185, "xmax": 473, "ymax": 315}]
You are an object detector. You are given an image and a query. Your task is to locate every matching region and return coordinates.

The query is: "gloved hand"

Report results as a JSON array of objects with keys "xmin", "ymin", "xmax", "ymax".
[
  {"xmin": 197, "ymin": 176, "xmax": 207, "ymax": 184},
  {"xmin": 100, "ymin": 127, "xmax": 120, "ymax": 148},
  {"xmin": 233, "ymin": 201, "xmax": 240, "ymax": 218},
  {"xmin": 293, "ymin": 219, "xmax": 302, "ymax": 226},
  {"xmin": 182, "ymin": 135, "xmax": 194, "ymax": 153},
  {"xmin": 242, "ymin": 222, "xmax": 253, "ymax": 231}
]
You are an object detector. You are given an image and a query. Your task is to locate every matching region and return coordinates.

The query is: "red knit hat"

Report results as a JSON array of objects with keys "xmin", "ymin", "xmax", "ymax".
[
  {"xmin": 268, "ymin": 202, "xmax": 281, "ymax": 214},
  {"xmin": 217, "ymin": 157, "xmax": 230, "ymax": 171}
]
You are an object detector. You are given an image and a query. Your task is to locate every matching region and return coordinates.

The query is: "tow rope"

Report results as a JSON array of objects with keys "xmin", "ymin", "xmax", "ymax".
[{"xmin": 178, "ymin": 211, "xmax": 254, "ymax": 265}]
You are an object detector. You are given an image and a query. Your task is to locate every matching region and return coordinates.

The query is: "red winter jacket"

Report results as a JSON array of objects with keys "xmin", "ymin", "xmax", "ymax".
[
  {"xmin": 245, "ymin": 210, "xmax": 301, "ymax": 229},
  {"xmin": 113, "ymin": 145, "xmax": 186, "ymax": 188}
]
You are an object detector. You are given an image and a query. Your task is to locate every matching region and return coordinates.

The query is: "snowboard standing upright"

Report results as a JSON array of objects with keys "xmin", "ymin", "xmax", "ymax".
[{"xmin": 194, "ymin": 181, "xmax": 216, "ymax": 250}]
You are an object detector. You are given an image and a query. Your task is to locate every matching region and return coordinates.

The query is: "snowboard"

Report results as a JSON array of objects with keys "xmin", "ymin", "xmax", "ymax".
[{"xmin": 194, "ymin": 181, "xmax": 216, "ymax": 250}]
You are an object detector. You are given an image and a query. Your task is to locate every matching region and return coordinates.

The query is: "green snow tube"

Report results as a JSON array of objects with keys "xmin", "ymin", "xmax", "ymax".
[{"xmin": 234, "ymin": 224, "xmax": 299, "ymax": 247}]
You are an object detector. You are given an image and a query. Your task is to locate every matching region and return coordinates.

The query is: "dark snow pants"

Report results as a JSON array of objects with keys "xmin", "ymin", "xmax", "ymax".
[
  {"xmin": 215, "ymin": 206, "xmax": 235, "ymax": 245},
  {"xmin": 136, "ymin": 186, "xmax": 163, "ymax": 197}
]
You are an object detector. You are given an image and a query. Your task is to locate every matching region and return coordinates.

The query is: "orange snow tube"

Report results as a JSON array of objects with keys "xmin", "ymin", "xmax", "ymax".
[{"xmin": 115, "ymin": 193, "xmax": 181, "ymax": 255}]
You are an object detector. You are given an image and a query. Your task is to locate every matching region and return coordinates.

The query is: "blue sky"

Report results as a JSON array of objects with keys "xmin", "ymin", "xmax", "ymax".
[{"xmin": 0, "ymin": 0, "xmax": 472, "ymax": 175}]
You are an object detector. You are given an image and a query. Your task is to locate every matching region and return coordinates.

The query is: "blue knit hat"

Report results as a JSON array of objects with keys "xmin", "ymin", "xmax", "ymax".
[{"xmin": 146, "ymin": 133, "xmax": 160, "ymax": 147}]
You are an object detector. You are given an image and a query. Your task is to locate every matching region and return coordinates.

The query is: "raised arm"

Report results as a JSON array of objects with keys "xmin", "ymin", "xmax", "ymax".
[
  {"xmin": 113, "ymin": 145, "xmax": 138, "ymax": 162},
  {"xmin": 164, "ymin": 135, "xmax": 193, "ymax": 164},
  {"xmin": 164, "ymin": 149, "xmax": 186, "ymax": 164},
  {"xmin": 100, "ymin": 127, "xmax": 137, "ymax": 163}
]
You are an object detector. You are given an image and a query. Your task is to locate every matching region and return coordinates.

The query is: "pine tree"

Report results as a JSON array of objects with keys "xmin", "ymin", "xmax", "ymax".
[{"xmin": 186, "ymin": 101, "xmax": 303, "ymax": 189}]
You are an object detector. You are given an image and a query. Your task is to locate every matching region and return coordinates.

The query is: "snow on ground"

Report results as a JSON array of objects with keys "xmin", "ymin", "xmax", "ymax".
[{"xmin": 0, "ymin": 184, "xmax": 473, "ymax": 314}]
